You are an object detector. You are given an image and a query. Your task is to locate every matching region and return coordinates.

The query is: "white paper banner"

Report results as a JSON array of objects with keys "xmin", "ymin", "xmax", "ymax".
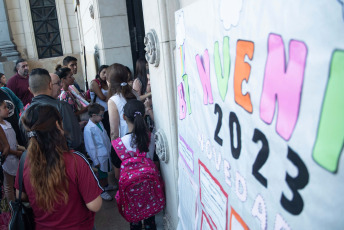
[{"xmin": 175, "ymin": 0, "xmax": 344, "ymax": 229}]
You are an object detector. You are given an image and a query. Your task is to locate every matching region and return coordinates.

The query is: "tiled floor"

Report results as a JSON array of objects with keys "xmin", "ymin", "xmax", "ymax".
[{"xmin": 94, "ymin": 172, "xmax": 164, "ymax": 230}]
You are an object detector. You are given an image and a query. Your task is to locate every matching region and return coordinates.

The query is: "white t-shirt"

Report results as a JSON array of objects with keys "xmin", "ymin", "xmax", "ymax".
[
  {"xmin": 90, "ymin": 88, "xmax": 108, "ymax": 111},
  {"xmin": 0, "ymin": 120, "xmax": 19, "ymax": 176},
  {"xmin": 121, "ymin": 133, "xmax": 155, "ymax": 160}
]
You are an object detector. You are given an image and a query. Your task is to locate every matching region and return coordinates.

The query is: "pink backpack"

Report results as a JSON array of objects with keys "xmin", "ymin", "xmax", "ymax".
[{"xmin": 112, "ymin": 137, "xmax": 165, "ymax": 222}]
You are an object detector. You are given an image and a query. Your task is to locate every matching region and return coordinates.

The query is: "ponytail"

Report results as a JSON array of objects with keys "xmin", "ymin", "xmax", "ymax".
[
  {"xmin": 123, "ymin": 100, "xmax": 149, "ymax": 153},
  {"xmin": 21, "ymin": 105, "xmax": 69, "ymax": 212},
  {"xmin": 132, "ymin": 112, "xmax": 149, "ymax": 153}
]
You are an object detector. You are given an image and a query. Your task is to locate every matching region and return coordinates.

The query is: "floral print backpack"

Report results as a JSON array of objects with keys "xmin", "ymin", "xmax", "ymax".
[{"xmin": 112, "ymin": 137, "xmax": 165, "ymax": 222}]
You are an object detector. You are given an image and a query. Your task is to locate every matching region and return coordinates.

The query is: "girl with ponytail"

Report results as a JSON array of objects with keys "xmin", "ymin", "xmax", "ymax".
[
  {"xmin": 17, "ymin": 104, "xmax": 103, "ymax": 229},
  {"xmin": 113, "ymin": 99, "xmax": 158, "ymax": 230},
  {"xmin": 106, "ymin": 63, "xmax": 136, "ymax": 179}
]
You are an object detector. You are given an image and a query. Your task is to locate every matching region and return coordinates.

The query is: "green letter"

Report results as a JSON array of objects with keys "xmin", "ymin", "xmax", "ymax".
[
  {"xmin": 214, "ymin": 36, "xmax": 230, "ymax": 101},
  {"xmin": 313, "ymin": 50, "xmax": 344, "ymax": 173}
]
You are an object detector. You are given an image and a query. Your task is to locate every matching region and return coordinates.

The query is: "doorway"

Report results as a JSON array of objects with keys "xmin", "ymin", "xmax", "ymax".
[{"xmin": 126, "ymin": 0, "xmax": 145, "ymax": 75}]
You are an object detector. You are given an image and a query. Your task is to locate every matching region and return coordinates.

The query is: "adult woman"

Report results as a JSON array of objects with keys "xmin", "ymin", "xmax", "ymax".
[
  {"xmin": 133, "ymin": 58, "xmax": 151, "ymax": 101},
  {"xmin": 16, "ymin": 104, "xmax": 103, "ymax": 229},
  {"xmin": 55, "ymin": 65, "xmax": 88, "ymax": 118},
  {"xmin": 107, "ymin": 63, "xmax": 136, "ymax": 179},
  {"xmin": 0, "ymin": 73, "xmax": 24, "ymax": 117},
  {"xmin": 90, "ymin": 65, "xmax": 110, "ymax": 137},
  {"xmin": 0, "ymin": 73, "xmax": 6, "ymax": 87}
]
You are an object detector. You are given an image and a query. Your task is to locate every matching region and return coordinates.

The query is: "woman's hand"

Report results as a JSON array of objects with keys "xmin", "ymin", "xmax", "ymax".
[{"xmin": 91, "ymin": 80, "xmax": 107, "ymax": 101}]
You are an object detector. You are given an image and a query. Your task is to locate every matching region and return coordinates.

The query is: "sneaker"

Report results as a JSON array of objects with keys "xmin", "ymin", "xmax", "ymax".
[
  {"xmin": 100, "ymin": 192, "xmax": 113, "ymax": 201},
  {"xmin": 103, "ymin": 184, "xmax": 117, "ymax": 191}
]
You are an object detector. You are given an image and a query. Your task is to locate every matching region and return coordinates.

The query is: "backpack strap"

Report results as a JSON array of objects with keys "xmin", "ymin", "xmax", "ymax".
[
  {"xmin": 112, "ymin": 138, "xmax": 132, "ymax": 161},
  {"xmin": 94, "ymin": 79, "xmax": 101, "ymax": 88},
  {"xmin": 131, "ymin": 132, "xmax": 151, "ymax": 158}
]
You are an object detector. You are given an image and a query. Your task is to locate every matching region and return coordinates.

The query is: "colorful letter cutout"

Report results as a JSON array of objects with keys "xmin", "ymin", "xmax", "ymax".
[
  {"xmin": 234, "ymin": 40, "xmax": 254, "ymax": 113},
  {"xmin": 313, "ymin": 50, "xmax": 344, "ymax": 173},
  {"xmin": 178, "ymin": 83, "xmax": 187, "ymax": 119},
  {"xmin": 214, "ymin": 37, "xmax": 231, "ymax": 101},
  {"xmin": 260, "ymin": 34, "xmax": 307, "ymax": 140},
  {"xmin": 196, "ymin": 50, "xmax": 213, "ymax": 105}
]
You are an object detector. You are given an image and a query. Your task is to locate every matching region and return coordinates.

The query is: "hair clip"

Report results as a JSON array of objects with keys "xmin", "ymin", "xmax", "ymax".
[
  {"xmin": 134, "ymin": 111, "xmax": 142, "ymax": 118},
  {"xmin": 28, "ymin": 131, "xmax": 37, "ymax": 138},
  {"xmin": 120, "ymin": 82, "xmax": 128, "ymax": 87}
]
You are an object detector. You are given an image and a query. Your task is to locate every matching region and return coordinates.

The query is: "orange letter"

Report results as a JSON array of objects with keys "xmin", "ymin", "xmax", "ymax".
[{"xmin": 234, "ymin": 40, "xmax": 254, "ymax": 113}]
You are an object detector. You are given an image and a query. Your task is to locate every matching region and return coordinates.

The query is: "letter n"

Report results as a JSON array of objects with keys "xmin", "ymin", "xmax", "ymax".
[{"xmin": 196, "ymin": 50, "xmax": 213, "ymax": 105}]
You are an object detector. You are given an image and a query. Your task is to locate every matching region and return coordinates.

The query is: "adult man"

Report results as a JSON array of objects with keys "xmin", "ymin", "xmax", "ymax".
[
  {"xmin": 49, "ymin": 73, "xmax": 61, "ymax": 98},
  {"xmin": 63, "ymin": 56, "xmax": 83, "ymax": 92},
  {"xmin": 7, "ymin": 59, "xmax": 33, "ymax": 106},
  {"xmin": 20, "ymin": 68, "xmax": 82, "ymax": 149}
]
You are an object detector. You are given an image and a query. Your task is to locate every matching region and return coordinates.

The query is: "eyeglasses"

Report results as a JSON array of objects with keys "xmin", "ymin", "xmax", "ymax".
[{"xmin": 52, "ymin": 81, "xmax": 61, "ymax": 86}]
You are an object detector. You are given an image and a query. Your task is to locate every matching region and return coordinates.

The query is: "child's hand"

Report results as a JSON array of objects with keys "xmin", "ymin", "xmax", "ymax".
[{"xmin": 17, "ymin": 145, "xmax": 26, "ymax": 152}]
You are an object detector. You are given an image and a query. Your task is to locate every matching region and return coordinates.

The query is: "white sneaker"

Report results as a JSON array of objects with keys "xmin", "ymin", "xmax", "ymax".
[
  {"xmin": 104, "ymin": 184, "xmax": 117, "ymax": 191},
  {"xmin": 100, "ymin": 192, "xmax": 113, "ymax": 201}
]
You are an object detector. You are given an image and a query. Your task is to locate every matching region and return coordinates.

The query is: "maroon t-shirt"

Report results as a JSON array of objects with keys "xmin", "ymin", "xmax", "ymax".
[
  {"xmin": 15, "ymin": 151, "xmax": 103, "ymax": 230},
  {"xmin": 6, "ymin": 73, "xmax": 33, "ymax": 106}
]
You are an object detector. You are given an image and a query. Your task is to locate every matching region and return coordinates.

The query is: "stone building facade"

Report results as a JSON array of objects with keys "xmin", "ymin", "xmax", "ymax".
[{"xmin": 0, "ymin": 0, "xmax": 199, "ymax": 229}]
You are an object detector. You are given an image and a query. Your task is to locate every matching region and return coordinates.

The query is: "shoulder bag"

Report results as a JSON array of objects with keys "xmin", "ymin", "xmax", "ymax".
[{"xmin": 8, "ymin": 151, "xmax": 35, "ymax": 230}]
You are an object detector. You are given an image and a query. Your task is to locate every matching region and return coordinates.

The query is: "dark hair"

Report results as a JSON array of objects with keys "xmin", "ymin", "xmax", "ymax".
[
  {"xmin": 29, "ymin": 68, "xmax": 51, "ymax": 93},
  {"xmin": 0, "ymin": 73, "xmax": 5, "ymax": 87},
  {"xmin": 135, "ymin": 58, "xmax": 148, "ymax": 95},
  {"xmin": 124, "ymin": 99, "xmax": 149, "ymax": 153},
  {"xmin": 14, "ymin": 59, "xmax": 27, "ymax": 72},
  {"xmin": 95, "ymin": 65, "xmax": 109, "ymax": 82},
  {"xmin": 63, "ymin": 56, "xmax": 77, "ymax": 66},
  {"xmin": 0, "ymin": 99, "xmax": 6, "ymax": 106},
  {"xmin": 88, "ymin": 103, "xmax": 105, "ymax": 116},
  {"xmin": 107, "ymin": 63, "xmax": 136, "ymax": 101},
  {"xmin": 126, "ymin": 66, "xmax": 133, "ymax": 81},
  {"xmin": 21, "ymin": 104, "xmax": 69, "ymax": 212},
  {"xmin": 55, "ymin": 65, "xmax": 72, "ymax": 79}
]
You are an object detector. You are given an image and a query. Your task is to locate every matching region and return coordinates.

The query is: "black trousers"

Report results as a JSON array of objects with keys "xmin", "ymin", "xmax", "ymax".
[{"xmin": 130, "ymin": 216, "xmax": 156, "ymax": 230}]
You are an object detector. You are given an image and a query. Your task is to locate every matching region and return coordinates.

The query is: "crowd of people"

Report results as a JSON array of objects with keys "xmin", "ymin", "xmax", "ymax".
[{"xmin": 0, "ymin": 56, "xmax": 157, "ymax": 229}]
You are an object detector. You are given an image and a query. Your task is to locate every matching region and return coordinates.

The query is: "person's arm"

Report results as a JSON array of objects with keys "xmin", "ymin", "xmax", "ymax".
[
  {"xmin": 86, "ymin": 196, "xmax": 102, "ymax": 212},
  {"xmin": 75, "ymin": 155, "xmax": 103, "ymax": 212},
  {"xmin": 138, "ymin": 92, "xmax": 152, "ymax": 101},
  {"xmin": 0, "ymin": 126, "xmax": 9, "ymax": 156},
  {"xmin": 9, "ymin": 149, "xmax": 23, "ymax": 158},
  {"xmin": 144, "ymin": 98, "xmax": 154, "ymax": 121},
  {"xmin": 108, "ymin": 100, "xmax": 120, "ymax": 141},
  {"xmin": 75, "ymin": 106, "xmax": 88, "ymax": 116},
  {"xmin": 91, "ymin": 81, "xmax": 107, "ymax": 101},
  {"xmin": 132, "ymin": 79, "xmax": 142, "ymax": 96}
]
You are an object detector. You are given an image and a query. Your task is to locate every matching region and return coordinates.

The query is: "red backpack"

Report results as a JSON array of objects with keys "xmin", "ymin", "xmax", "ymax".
[
  {"xmin": 85, "ymin": 79, "xmax": 101, "ymax": 101},
  {"xmin": 112, "ymin": 137, "xmax": 165, "ymax": 222}
]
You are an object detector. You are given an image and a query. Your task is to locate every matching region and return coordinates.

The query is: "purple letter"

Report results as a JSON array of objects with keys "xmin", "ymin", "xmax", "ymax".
[
  {"xmin": 260, "ymin": 34, "xmax": 307, "ymax": 140},
  {"xmin": 196, "ymin": 50, "xmax": 213, "ymax": 105},
  {"xmin": 178, "ymin": 83, "xmax": 187, "ymax": 120}
]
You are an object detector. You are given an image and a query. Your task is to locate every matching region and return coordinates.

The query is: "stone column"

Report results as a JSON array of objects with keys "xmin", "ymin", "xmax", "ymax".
[{"xmin": 0, "ymin": 0, "xmax": 20, "ymax": 61}]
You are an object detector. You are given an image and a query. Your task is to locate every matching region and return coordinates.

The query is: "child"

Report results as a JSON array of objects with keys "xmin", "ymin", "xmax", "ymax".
[
  {"xmin": 84, "ymin": 103, "xmax": 114, "ymax": 201},
  {"xmin": 0, "ymin": 99, "xmax": 23, "ymax": 203},
  {"xmin": 113, "ymin": 99, "xmax": 160, "ymax": 230}
]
